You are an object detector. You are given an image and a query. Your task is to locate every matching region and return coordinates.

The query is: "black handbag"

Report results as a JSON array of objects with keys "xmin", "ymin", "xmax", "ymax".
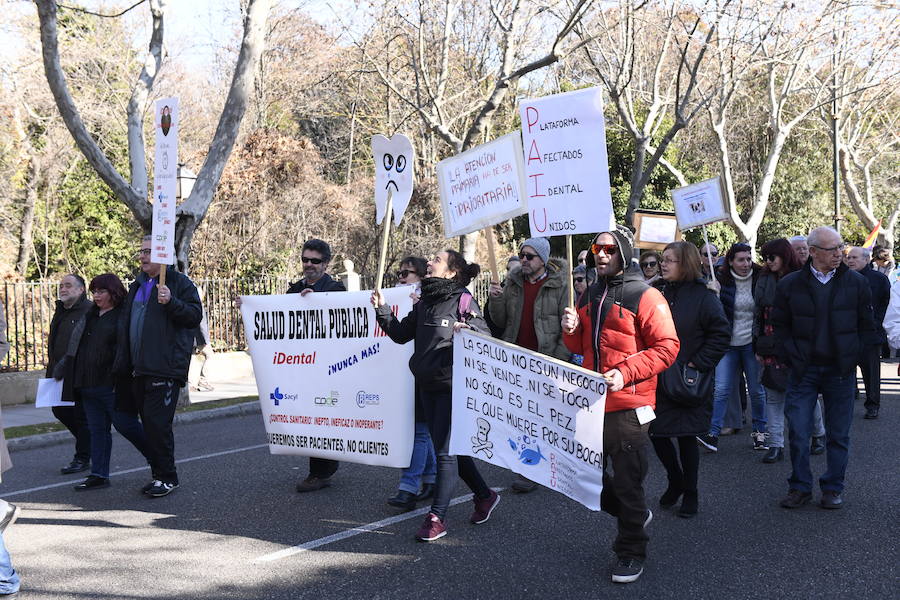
[{"xmin": 659, "ymin": 361, "xmax": 713, "ymax": 407}]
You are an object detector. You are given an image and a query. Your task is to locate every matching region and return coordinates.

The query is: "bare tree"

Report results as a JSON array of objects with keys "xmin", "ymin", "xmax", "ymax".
[
  {"xmin": 358, "ymin": 0, "xmax": 597, "ymax": 260},
  {"xmin": 34, "ymin": 0, "xmax": 273, "ymax": 272}
]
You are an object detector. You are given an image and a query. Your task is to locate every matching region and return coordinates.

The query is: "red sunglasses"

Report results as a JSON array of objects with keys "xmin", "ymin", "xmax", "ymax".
[{"xmin": 591, "ymin": 243, "xmax": 618, "ymax": 256}]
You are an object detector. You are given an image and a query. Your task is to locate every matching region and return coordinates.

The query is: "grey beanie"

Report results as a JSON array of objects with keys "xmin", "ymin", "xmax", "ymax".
[{"xmin": 521, "ymin": 237, "xmax": 550, "ymax": 265}]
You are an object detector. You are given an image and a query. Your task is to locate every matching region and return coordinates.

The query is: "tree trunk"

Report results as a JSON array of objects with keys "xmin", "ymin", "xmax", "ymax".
[{"xmin": 16, "ymin": 159, "xmax": 39, "ymax": 276}]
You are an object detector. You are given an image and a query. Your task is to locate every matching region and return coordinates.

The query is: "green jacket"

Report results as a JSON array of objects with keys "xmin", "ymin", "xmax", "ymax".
[{"xmin": 488, "ymin": 258, "xmax": 571, "ymax": 361}]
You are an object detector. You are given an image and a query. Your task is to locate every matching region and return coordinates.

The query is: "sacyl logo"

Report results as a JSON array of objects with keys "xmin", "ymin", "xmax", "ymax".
[
  {"xmin": 314, "ymin": 391, "xmax": 339, "ymax": 407},
  {"xmin": 356, "ymin": 391, "xmax": 380, "ymax": 408},
  {"xmin": 270, "ymin": 387, "xmax": 298, "ymax": 406}
]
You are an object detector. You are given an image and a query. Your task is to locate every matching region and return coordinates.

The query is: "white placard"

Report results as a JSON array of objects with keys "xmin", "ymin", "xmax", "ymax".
[
  {"xmin": 35, "ymin": 378, "xmax": 72, "ymax": 408},
  {"xmin": 671, "ymin": 176, "xmax": 728, "ymax": 230},
  {"xmin": 520, "ymin": 87, "xmax": 615, "ymax": 237},
  {"xmin": 240, "ymin": 289, "xmax": 415, "ymax": 467},
  {"xmin": 372, "ymin": 134, "xmax": 415, "ymax": 226},
  {"xmin": 437, "ymin": 132, "xmax": 528, "ymax": 238},
  {"xmin": 151, "ymin": 97, "xmax": 178, "ymax": 265},
  {"xmin": 450, "ymin": 330, "xmax": 606, "ymax": 511},
  {"xmin": 639, "ymin": 215, "xmax": 679, "ymax": 244}
]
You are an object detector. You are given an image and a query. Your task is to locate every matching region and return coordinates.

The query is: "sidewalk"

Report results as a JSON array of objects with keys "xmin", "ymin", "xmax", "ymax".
[{"xmin": 2, "ymin": 379, "xmax": 259, "ymax": 428}]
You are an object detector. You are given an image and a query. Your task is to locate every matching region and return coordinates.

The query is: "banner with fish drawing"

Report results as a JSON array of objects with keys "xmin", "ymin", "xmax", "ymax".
[
  {"xmin": 449, "ymin": 330, "xmax": 607, "ymax": 510},
  {"xmin": 240, "ymin": 288, "xmax": 415, "ymax": 467}
]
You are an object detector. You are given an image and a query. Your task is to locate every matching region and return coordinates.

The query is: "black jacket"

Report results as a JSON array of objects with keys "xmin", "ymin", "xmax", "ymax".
[
  {"xmin": 650, "ymin": 279, "xmax": 731, "ymax": 438},
  {"xmin": 857, "ymin": 264, "xmax": 891, "ymax": 345},
  {"xmin": 47, "ymin": 294, "xmax": 92, "ymax": 375},
  {"xmin": 56, "ymin": 305, "xmax": 122, "ymax": 402},
  {"xmin": 772, "ymin": 262, "xmax": 875, "ymax": 375},
  {"xmin": 286, "ymin": 272, "xmax": 346, "ymax": 294},
  {"xmin": 376, "ymin": 285, "xmax": 487, "ymax": 392},
  {"xmin": 114, "ymin": 267, "xmax": 202, "ymax": 385}
]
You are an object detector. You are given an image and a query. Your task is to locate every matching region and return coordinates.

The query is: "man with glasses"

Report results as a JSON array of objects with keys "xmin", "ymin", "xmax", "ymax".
[
  {"xmin": 790, "ymin": 235, "xmax": 810, "ymax": 264},
  {"xmin": 488, "ymin": 237, "xmax": 571, "ymax": 493},
  {"xmin": 846, "ymin": 246, "xmax": 889, "ymax": 419},
  {"xmin": 47, "ymin": 274, "xmax": 93, "ymax": 475},
  {"xmin": 117, "ymin": 235, "xmax": 202, "ymax": 497},
  {"xmin": 561, "ymin": 225, "xmax": 678, "ymax": 584},
  {"xmin": 773, "ymin": 227, "xmax": 874, "ymax": 510}
]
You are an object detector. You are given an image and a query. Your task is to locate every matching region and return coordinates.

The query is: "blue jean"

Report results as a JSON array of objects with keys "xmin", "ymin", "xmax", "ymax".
[
  {"xmin": 79, "ymin": 385, "xmax": 151, "ymax": 479},
  {"xmin": 398, "ymin": 421, "xmax": 437, "ymax": 494},
  {"xmin": 710, "ymin": 344, "xmax": 767, "ymax": 435},
  {"xmin": 765, "ymin": 387, "xmax": 825, "ymax": 448},
  {"xmin": 0, "ymin": 531, "xmax": 19, "ymax": 594},
  {"xmin": 784, "ymin": 366, "xmax": 855, "ymax": 493}
]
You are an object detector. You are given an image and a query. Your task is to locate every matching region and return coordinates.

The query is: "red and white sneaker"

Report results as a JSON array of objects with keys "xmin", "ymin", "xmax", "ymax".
[
  {"xmin": 416, "ymin": 512, "xmax": 447, "ymax": 542},
  {"xmin": 470, "ymin": 489, "xmax": 500, "ymax": 524}
]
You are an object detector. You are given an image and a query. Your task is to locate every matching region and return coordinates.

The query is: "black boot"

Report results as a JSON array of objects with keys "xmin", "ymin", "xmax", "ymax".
[
  {"xmin": 415, "ymin": 483, "xmax": 435, "ymax": 502},
  {"xmin": 387, "ymin": 490, "xmax": 416, "ymax": 511},
  {"xmin": 762, "ymin": 447, "xmax": 784, "ymax": 463},
  {"xmin": 677, "ymin": 490, "xmax": 698, "ymax": 518},
  {"xmin": 659, "ymin": 483, "xmax": 684, "ymax": 508}
]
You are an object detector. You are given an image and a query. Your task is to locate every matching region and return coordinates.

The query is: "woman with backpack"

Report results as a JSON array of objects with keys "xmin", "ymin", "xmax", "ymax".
[
  {"xmin": 650, "ymin": 242, "xmax": 730, "ymax": 517},
  {"xmin": 372, "ymin": 249, "xmax": 499, "ymax": 542}
]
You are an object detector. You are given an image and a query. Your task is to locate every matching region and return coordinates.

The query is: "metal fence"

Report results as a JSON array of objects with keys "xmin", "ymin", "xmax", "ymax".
[{"xmin": 1, "ymin": 272, "xmax": 492, "ymax": 373}]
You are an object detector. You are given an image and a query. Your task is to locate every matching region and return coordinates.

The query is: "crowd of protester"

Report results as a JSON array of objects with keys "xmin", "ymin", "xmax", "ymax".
[{"xmin": 0, "ymin": 222, "xmax": 894, "ymax": 591}]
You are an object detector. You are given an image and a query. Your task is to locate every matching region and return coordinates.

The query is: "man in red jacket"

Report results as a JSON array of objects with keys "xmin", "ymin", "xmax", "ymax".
[{"xmin": 562, "ymin": 225, "xmax": 679, "ymax": 584}]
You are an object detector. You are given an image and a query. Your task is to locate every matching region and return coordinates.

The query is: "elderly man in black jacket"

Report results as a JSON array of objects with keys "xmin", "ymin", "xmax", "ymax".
[
  {"xmin": 846, "ymin": 246, "xmax": 890, "ymax": 419},
  {"xmin": 48, "ymin": 274, "xmax": 93, "ymax": 474},
  {"xmin": 773, "ymin": 227, "xmax": 875, "ymax": 510},
  {"xmin": 116, "ymin": 236, "xmax": 202, "ymax": 498}
]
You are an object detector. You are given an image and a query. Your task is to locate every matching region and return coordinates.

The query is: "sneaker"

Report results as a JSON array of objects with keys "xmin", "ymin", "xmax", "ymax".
[
  {"xmin": 643, "ymin": 509, "xmax": 653, "ymax": 528},
  {"xmin": 779, "ymin": 489, "xmax": 812, "ymax": 509},
  {"xmin": 820, "ymin": 490, "xmax": 843, "ymax": 509},
  {"xmin": 810, "ymin": 436, "xmax": 826, "ymax": 456},
  {"xmin": 146, "ymin": 480, "xmax": 179, "ymax": 497},
  {"xmin": 0, "ymin": 500, "xmax": 20, "ymax": 534},
  {"xmin": 60, "ymin": 459, "xmax": 90, "ymax": 475},
  {"xmin": 611, "ymin": 558, "xmax": 644, "ymax": 583},
  {"xmin": 752, "ymin": 431, "xmax": 769, "ymax": 451},
  {"xmin": 470, "ymin": 489, "xmax": 500, "ymax": 524},
  {"xmin": 416, "ymin": 512, "xmax": 447, "ymax": 542},
  {"xmin": 696, "ymin": 434, "xmax": 718, "ymax": 452},
  {"xmin": 296, "ymin": 476, "xmax": 332, "ymax": 493},
  {"xmin": 74, "ymin": 475, "xmax": 110, "ymax": 491},
  {"xmin": 141, "ymin": 480, "xmax": 156, "ymax": 494},
  {"xmin": 719, "ymin": 427, "xmax": 736, "ymax": 436}
]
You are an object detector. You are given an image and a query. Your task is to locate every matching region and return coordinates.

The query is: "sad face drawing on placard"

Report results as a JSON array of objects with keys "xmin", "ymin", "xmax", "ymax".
[
  {"xmin": 160, "ymin": 106, "xmax": 172, "ymax": 136},
  {"xmin": 372, "ymin": 134, "xmax": 415, "ymax": 225}
]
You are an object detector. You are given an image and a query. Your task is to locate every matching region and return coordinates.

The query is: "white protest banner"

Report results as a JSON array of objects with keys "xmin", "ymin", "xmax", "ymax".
[
  {"xmin": 520, "ymin": 87, "xmax": 615, "ymax": 237},
  {"xmin": 671, "ymin": 176, "xmax": 728, "ymax": 230},
  {"xmin": 437, "ymin": 132, "xmax": 528, "ymax": 238},
  {"xmin": 372, "ymin": 134, "xmax": 415, "ymax": 226},
  {"xmin": 450, "ymin": 330, "xmax": 606, "ymax": 510},
  {"xmin": 151, "ymin": 97, "xmax": 178, "ymax": 265},
  {"xmin": 240, "ymin": 288, "xmax": 415, "ymax": 467}
]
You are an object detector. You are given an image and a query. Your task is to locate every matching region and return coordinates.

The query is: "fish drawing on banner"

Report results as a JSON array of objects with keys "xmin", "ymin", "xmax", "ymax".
[
  {"xmin": 372, "ymin": 134, "xmax": 415, "ymax": 226},
  {"xmin": 508, "ymin": 435, "xmax": 547, "ymax": 466}
]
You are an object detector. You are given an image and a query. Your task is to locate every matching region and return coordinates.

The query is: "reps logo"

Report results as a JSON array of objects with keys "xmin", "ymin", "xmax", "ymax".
[
  {"xmin": 356, "ymin": 391, "xmax": 380, "ymax": 408},
  {"xmin": 269, "ymin": 387, "xmax": 298, "ymax": 406},
  {"xmin": 314, "ymin": 391, "xmax": 339, "ymax": 407}
]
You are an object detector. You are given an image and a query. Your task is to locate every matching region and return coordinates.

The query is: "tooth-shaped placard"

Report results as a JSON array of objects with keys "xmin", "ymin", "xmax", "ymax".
[{"xmin": 372, "ymin": 134, "xmax": 415, "ymax": 225}]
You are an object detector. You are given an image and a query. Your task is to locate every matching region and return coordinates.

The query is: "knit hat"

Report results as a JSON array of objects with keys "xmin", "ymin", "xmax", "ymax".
[
  {"xmin": 521, "ymin": 237, "xmax": 550, "ymax": 265},
  {"xmin": 572, "ymin": 264, "xmax": 586, "ymax": 275}
]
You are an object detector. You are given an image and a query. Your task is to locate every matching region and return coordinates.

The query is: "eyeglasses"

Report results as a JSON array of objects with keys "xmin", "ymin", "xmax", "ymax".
[
  {"xmin": 573, "ymin": 276, "xmax": 585, "ymax": 283},
  {"xmin": 591, "ymin": 243, "xmax": 618, "ymax": 255},
  {"xmin": 640, "ymin": 261, "xmax": 658, "ymax": 268},
  {"xmin": 301, "ymin": 256, "xmax": 324, "ymax": 265},
  {"xmin": 662, "ymin": 257, "xmax": 680, "ymax": 264},
  {"xmin": 518, "ymin": 252, "xmax": 540, "ymax": 261},
  {"xmin": 396, "ymin": 269, "xmax": 413, "ymax": 278},
  {"xmin": 135, "ymin": 248, "xmax": 151, "ymax": 257},
  {"xmin": 763, "ymin": 254, "xmax": 779, "ymax": 262},
  {"xmin": 811, "ymin": 243, "xmax": 845, "ymax": 254}
]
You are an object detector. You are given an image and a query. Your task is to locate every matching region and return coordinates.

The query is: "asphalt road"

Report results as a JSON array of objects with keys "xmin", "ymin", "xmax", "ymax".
[{"xmin": 2, "ymin": 389, "xmax": 897, "ymax": 599}]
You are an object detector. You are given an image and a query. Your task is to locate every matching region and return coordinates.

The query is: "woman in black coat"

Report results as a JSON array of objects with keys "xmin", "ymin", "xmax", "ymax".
[
  {"xmin": 372, "ymin": 249, "xmax": 499, "ymax": 542},
  {"xmin": 650, "ymin": 242, "xmax": 730, "ymax": 517}
]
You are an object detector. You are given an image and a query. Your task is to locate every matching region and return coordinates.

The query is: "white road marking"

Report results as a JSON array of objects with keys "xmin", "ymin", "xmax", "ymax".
[
  {"xmin": 254, "ymin": 487, "xmax": 505, "ymax": 563},
  {"xmin": 2, "ymin": 444, "xmax": 268, "ymax": 497}
]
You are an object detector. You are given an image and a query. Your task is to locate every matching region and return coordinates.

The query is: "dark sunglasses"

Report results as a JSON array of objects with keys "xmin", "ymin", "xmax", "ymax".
[
  {"xmin": 591, "ymin": 243, "xmax": 618, "ymax": 255},
  {"xmin": 763, "ymin": 254, "xmax": 779, "ymax": 262},
  {"xmin": 301, "ymin": 256, "xmax": 324, "ymax": 265},
  {"xmin": 396, "ymin": 269, "xmax": 414, "ymax": 278},
  {"xmin": 573, "ymin": 276, "xmax": 585, "ymax": 283},
  {"xmin": 640, "ymin": 261, "xmax": 658, "ymax": 268},
  {"xmin": 518, "ymin": 252, "xmax": 540, "ymax": 261}
]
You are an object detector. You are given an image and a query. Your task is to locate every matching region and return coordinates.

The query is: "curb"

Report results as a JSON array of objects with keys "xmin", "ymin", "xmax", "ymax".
[{"xmin": 7, "ymin": 400, "xmax": 262, "ymax": 453}]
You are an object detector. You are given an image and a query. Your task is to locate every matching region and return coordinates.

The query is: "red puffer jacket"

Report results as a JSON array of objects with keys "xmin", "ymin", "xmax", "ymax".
[{"xmin": 564, "ymin": 271, "xmax": 679, "ymax": 412}]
